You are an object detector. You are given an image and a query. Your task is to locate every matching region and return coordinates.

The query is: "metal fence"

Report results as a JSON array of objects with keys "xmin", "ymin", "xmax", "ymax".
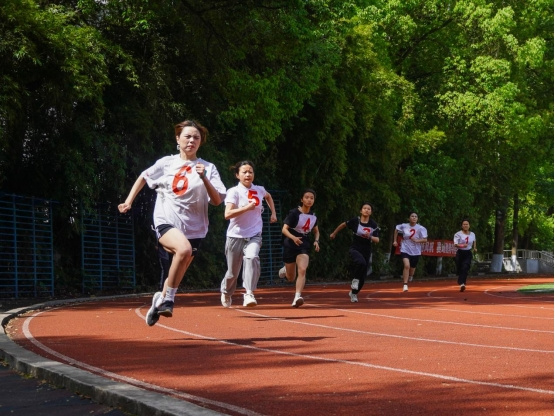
[
  {"xmin": 81, "ymin": 205, "xmax": 135, "ymax": 292},
  {"xmin": 0, "ymin": 193, "xmax": 54, "ymax": 298},
  {"xmin": 260, "ymin": 193, "xmax": 285, "ymax": 285}
]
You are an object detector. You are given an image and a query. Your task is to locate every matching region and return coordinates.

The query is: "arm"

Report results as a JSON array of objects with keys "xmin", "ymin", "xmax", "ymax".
[
  {"xmin": 312, "ymin": 225, "xmax": 320, "ymax": 252},
  {"xmin": 329, "ymin": 222, "xmax": 346, "ymax": 240},
  {"xmin": 264, "ymin": 192, "xmax": 277, "ymax": 223},
  {"xmin": 224, "ymin": 201, "xmax": 256, "ymax": 220},
  {"xmin": 118, "ymin": 176, "xmax": 146, "ymax": 213},
  {"xmin": 282, "ymin": 224, "xmax": 303, "ymax": 246},
  {"xmin": 392, "ymin": 228, "xmax": 399, "ymax": 247},
  {"xmin": 195, "ymin": 162, "xmax": 224, "ymax": 206}
]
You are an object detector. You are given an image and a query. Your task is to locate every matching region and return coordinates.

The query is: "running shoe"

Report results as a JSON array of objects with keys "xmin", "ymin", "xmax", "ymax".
[
  {"xmin": 278, "ymin": 266, "xmax": 286, "ymax": 279},
  {"xmin": 145, "ymin": 292, "xmax": 162, "ymax": 326},
  {"xmin": 403, "ymin": 284, "xmax": 409, "ymax": 292},
  {"xmin": 157, "ymin": 300, "xmax": 174, "ymax": 317},
  {"xmin": 351, "ymin": 279, "xmax": 359, "ymax": 290},
  {"xmin": 409, "ymin": 276, "xmax": 413, "ymax": 282},
  {"xmin": 221, "ymin": 293, "xmax": 232, "ymax": 308},
  {"xmin": 243, "ymin": 293, "xmax": 257, "ymax": 307},
  {"xmin": 460, "ymin": 284, "xmax": 466, "ymax": 292},
  {"xmin": 292, "ymin": 295, "xmax": 304, "ymax": 308},
  {"xmin": 349, "ymin": 291, "xmax": 358, "ymax": 303}
]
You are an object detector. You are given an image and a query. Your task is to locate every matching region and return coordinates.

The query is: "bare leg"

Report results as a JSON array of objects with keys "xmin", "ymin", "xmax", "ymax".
[
  {"xmin": 295, "ymin": 254, "xmax": 310, "ymax": 294},
  {"xmin": 158, "ymin": 228, "xmax": 193, "ymax": 299},
  {"xmin": 402, "ymin": 258, "xmax": 411, "ymax": 284}
]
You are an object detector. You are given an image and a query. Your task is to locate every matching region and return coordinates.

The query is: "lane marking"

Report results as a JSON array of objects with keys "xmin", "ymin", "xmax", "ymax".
[
  {"xmin": 134, "ymin": 308, "xmax": 553, "ymax": 395},
  {"xmin": 21, "ymin": 311, "xmax": 264, "ymax": 416},
  {"xmin": 233, "ymin": 308, "xmax": 552, "ymax": 353},
  {"xmin": 366, "ymin": 295, "xmax": 553, "ymax": 320}
]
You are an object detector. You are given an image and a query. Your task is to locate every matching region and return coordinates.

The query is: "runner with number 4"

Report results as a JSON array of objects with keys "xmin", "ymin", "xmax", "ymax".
[{"xmin": 279, "ymin": 189, "xmax": 320, "ymax": 307}]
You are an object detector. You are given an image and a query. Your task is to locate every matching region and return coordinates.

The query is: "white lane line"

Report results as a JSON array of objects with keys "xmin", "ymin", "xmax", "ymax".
[
  {"xmin": 330, "ymin": 307, "xmax": 553, "ymax": 334},
  {"xmin": 366, "ymin": 296, "xmax": 553, "ymax": 320},
  {"xmin": 21, "ymin": 310, "xmax": 265, "ymax": 416},
  {"xmin": 235, "ymin": 308, "xmax": 552, "ymax": 354},
  {"xmin": 135, "ymin": 308, "xmax": 552, "ymax": 395}
]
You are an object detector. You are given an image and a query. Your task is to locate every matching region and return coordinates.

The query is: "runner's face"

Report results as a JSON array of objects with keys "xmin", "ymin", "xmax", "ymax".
[
  {"xmin": 176, "ymin": 127, "xmax": 202, "ymax": 156},
  {"xmin": 236, "ymin": 165, "xmax": 254, "ymax": 187},
  {"xmin": 461, "ymin": 221, "xmax": 470, "ymax": 231},
  {"xmin": 360, "ymin": 204, "xmax": 372, "ymax": 217},
  {"xmin": 301, "ymin": 192, "xmax": 315, "ymax": 208},
  {"xmin": 409, "ymin": 213, "xmax": 418, "ymax": 225}
]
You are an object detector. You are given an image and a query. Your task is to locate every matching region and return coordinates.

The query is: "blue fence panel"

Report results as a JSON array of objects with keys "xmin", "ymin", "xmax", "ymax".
[
  {"xmin": 81, "ymin": 206, "xmax": 135, "ymax": 292},
  {"xmin": 259, "ymin": 191, "xmax": 285, "ymax": 285},
  {"xmin": 0, "ymin": 193, "xmax": 54, "ymax": 298}
]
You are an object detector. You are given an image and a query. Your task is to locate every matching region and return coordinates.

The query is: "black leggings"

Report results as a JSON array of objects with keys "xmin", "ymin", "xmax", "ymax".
[
  {"xmin": 455, "ymin": 250, "xmax": 473, "ymax": 285},
  {"xmin": 348, "ymin": 247, "xmax": 371, "ymax": 294}
]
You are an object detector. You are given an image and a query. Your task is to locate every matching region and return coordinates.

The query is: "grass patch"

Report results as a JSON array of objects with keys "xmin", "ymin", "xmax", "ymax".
[{"xmin": 517, "ymin": 284, "xmax": 554, "ymax": 294}]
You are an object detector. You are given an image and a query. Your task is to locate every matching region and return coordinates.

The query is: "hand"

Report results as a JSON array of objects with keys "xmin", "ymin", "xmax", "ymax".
[
  {"xmin": 294, "ymin": 238, "xmax": 302, "ymax": 246},
  {"xmin": 270, "ymin": 214, "xmax": 277, "ymax": 223},
  {"xmin": 246, "ymin": 200, "xmax": 257, "ymax": 211},
  {"xmin": 329, "ymin": 233, "xmax": 335, "ymax": 240},
  {"xmin": 195, "ymin": 162, "xmax": 206, "ymax": 179},
  {"xmin": 314, "ymin": 241, "xmax": 320, "ymax": 252},
  {"xmin": 393, "ymin": 241, "xmax": 398, "ymax": 247},
  {"xmin": 118, "ymin": 202, "xmax": 131, "ymax": 213}
]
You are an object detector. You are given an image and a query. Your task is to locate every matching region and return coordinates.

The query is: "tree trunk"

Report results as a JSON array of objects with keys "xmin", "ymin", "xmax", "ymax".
[
  {"xmin": 511, "ymin": 194, "xmax": 519, "ymax": 272},
  {"xmin": 489, "ymin": 206, "xmax": 507, "ymax": 272}
]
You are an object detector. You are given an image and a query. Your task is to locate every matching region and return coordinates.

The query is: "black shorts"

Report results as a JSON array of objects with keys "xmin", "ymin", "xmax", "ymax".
[
  {"xmin": 401, "ymin": 252, "xmax": 420, "ymax": 268},
  {"xmin": 156, "ymin": 224, "xmax": 202, "ymax": 255},
  {"xmin": 282, "ymin": 246, "xmax": 310, "ymax": 264}
]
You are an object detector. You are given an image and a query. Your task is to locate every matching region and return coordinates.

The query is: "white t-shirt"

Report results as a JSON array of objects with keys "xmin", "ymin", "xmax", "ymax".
[
  {"xmin": 225, "ymin": 183, "xmax": 267, "ymax": 238},
  {"xmin": 454, "ymin": 231, "xmax": 476, "ymax": 250},
  {"xmin": 396, "ymin": 223, "xmax": 428, "ymax": 256},
  {"xmin": 141, "ymin": 155, "xmax": 226, "ymax": 239}
]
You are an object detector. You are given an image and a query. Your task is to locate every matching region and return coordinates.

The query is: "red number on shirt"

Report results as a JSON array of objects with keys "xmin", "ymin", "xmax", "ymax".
[
  {"xmin": 464, "ymin": 236, "xmax": 469, "ymax": 244},
  {"xmin": 301, "ymin": 218, "xmax": 311, "ymax": 233},
  {"xmin": 172, "ymin": 165, "xmax": 192, "ymax": 196},
  {"xmin": 362, "ymin": 227, "xmax": 371, "ymax": 237},
  {"xmin": 248, "ymin": 189, "xmax": 260, "ymax": 206},
  {"xmin": 409, "ymin": 229, "xmax": 416, "ymax": 239}
]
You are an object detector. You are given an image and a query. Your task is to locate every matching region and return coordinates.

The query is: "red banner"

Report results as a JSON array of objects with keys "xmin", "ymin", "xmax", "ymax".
[{"xmin": 395, "ymin": 238, "xmax": 457, "ymax": 257}]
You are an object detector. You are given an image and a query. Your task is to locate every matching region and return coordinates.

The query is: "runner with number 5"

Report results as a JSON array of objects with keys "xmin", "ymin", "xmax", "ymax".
[
  {"xmin": 118, "ymin": 120, "xmax": 226, "ymax": 326},
  {"xmin": 279, "ymin": 189, "xmax": 320, "ymax": 307},
  {"xmin": 220, "ymin": 161, "xmax": 277, "ymax": 308}
]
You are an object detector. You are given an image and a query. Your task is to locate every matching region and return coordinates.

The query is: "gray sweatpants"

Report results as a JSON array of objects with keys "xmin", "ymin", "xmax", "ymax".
[{"xmin": 220, "ymin": 234, "xmax": 262, "ymax": 295}]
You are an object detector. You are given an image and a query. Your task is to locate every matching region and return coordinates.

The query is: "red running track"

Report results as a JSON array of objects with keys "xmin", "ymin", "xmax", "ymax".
[{"xmin": 6, "ymin": 278, "xmax": 554, "ymax": 416}]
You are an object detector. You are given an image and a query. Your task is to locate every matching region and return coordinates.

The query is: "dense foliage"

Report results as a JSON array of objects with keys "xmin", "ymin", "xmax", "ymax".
[{"xmin": 1, "ymin": 0, "xmax": 552, "ymax": 290}]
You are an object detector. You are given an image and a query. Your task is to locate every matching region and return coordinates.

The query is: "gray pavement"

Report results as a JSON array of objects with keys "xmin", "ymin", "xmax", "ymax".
[{"xmin": 0, "ymin": 300, "xmax": 226, "ymax": 416}]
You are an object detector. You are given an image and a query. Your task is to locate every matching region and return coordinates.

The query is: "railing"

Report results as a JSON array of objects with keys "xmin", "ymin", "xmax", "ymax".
[
  {"xmin": 484, "ymin": 250, "xmax": 553, "ymax": 261},
  {"xmin": 483, "ymin": 249, "xmax": 553, "ymax": 274}
]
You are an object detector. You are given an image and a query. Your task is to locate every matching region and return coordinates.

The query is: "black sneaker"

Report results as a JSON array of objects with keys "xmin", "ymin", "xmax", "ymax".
[
  {"xmin": 157, "ymin": 300, "xmax": 174, "ymax": 317},
  {"xmin": 460, "ymin": 284, "xmax": 466, "ymax": 292},
  {"xmin": 145, "ymin": 292, "xmax": 162, "ymax": 326}
]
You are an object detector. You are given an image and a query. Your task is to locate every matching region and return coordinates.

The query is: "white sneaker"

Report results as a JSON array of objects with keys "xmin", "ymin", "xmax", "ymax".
[
  {"xmin": 278, "ymin": 266, "xmax": 286, "ymax": 279},
  {"xmin": 145, "ymin": 292, "xmax": 162, "ymax": 326},
  {"xmin": 349, "ymin": 291, "xmax": 358, "ymax": 303},
  {"xmin": 221, "ymin": 293, "xmax": 232, "ymax": 308},
  {"xmin": 351, "ymin": 279, "xmax": 359, "ymax": 290},
  {"xmin": 243, "ymin": 293, "xmax": 257, "ymax": 307},
  {"xmin": 403, "ymin": 284, "xmax": 408, "ymax": 292},
  {"xmin": 292, "ymin": 295, "xmax": 304, "ymax": 308},
  {"xmin": 409, "ymin": 276, "xmax": 413, "ymax": 282}
]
